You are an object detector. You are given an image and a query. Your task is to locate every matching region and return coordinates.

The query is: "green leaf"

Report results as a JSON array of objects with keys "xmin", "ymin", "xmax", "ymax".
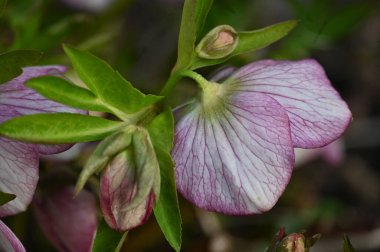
[
  {"xmin": 191, "ymin": 20, "xmax": 297, "ymax": 69},
  {"xmin": 0, "ymin": 192, "xmax": 16, "ymax": 206},
  {"xmin": 27, "ymin": 76, "xmax": 111, "ymax": 112},
  {"xmin": 0, "ymin": 113, "xmax": 122, "ymax": 143},
  {"xmin": 75, "ymin": 128, "xmax": 134, "ymax": 194},
  {"xmin": 0, "ymin": 50, "xmax": 42, "ymax": 84},
  {"xmin": 147, "ymin": 108, "xmax": 181, "ymax": 251},
  {"xmin": 234, "ymin": 20, "xmax": 297, "ymax": 55},
  {"xmin": 63, "ymin": 45, "xmax": 162, "ymax": 117},
  {"xmin": 173, "ymin": 0, "xmax": 213, "ymax": 73},
  {"xmin": 93, "ymin": 219, "xmax": 127, "ymax": 252},
  {"xmin": 153, "ymin": 150, "xmax": 182, "ymax": 252},
  {"xmin": 146, "ymin": 107, "xmax": 174, "ymax": 153},
  {"xmin": 343, "ymin": 234, "xmax": 356, "ymax": 252}
]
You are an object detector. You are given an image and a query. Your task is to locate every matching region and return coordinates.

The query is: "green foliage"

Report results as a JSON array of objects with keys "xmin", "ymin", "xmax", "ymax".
[
  {"xmin": 146, "ymin": 107, "xmax": 174, "ymax": 153},
  {"xmin": 27, "ymin": 76, "xmax": 111, "ymax": 112},
  {"xmin": 0, "ymin": 113, "xmax": 122, "ymax": 143},
  {"xmin": 63, "ymin": 45, "xmax": 162, "ymax": 118},
  {"xmin": 93, "ymin": 219, "xmax": 127, "ymax": 252},
  {"xmin": 0, "ymin": 50, "xmax": 42, "ymax": 84},
  {"xmin": 153, "ymin": 150, "xmax": 182, "ymax": 252},
  {"xmin": 0, "ymin": 191, "xmax": 15, "ymax": 206},
  {"xmin": 343, "ymin": 235, "xmax": 356, "ymax": 252},
  {"xmin": 173, "ymin": 0, "xmax": 214, "ymax": 73},
  {"xmin": 273, "ymin": 0, "xmax": 375, "ymax": 58},
  {"xmin": 0, "ymin": 0, "xmax": 6, "ymax": 16},
  {"xmin": 147, "ymin": 108, "xmax": 182, "ymax": 252}
]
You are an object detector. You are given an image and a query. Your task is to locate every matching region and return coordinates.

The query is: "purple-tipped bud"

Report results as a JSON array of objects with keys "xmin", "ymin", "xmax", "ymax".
[
  {"xmin": 100, "ymin": 128, "xmax": 160, "ymax": 231},
  {"xmin": 33, "ymin": 186, "xmax": 98, "ymax": 252}
]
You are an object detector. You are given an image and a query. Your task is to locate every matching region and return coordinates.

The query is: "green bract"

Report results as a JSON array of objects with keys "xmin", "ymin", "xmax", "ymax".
[
  {"xmin": 75, "ymin": 126, "xmax": 135, "ymax": 194},
  {"xmin": 147, "ymin": 108, "xmax": 182, "ymax": 252},
  {"xmin": 173, "ymin": 0, "xmax": 214, "ymax": 73}
]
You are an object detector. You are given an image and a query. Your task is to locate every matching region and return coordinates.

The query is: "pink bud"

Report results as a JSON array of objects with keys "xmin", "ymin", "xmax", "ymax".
[
  {"xmin": 33, "ymin": 186, "xmax": 98, "ymax": 252},
  {"xmin": 100, "ymin": 150, "xmax": 156, "ymax": 231}
]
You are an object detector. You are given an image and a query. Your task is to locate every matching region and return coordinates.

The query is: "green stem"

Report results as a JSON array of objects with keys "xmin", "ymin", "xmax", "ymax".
[
  {"xmin": 159, "ymin": 70, "xmax": 210, "ymax": 98},
  {"xmin": 159, "ymin": 73, "xmax": 182, "ymax": 97},
  {"xmin": 180, "ymin": 70, "xmax": 209, "ymax": 89}
]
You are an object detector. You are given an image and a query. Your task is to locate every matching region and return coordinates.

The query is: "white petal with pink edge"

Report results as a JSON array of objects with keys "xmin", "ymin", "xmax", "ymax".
[
  {"xmin": 228, "ymin": 59, "xmax": 352, "ymax": 148},
  {"xmin": 173, "ymin": 91, "xmax": 294, "ymax": 215}
]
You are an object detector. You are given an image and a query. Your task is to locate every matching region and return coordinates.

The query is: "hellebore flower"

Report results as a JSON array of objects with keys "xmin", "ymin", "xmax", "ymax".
[
  {"xmin": 0, "ymin": 220, "xmax": 25, "ymax": 252},
  {"xmin": 99, "ymin": 127, "xmax": 160, "ymax": 231},
  {"xmin": 0, "ymin": 66, "xmax": 84, "ymax": 217},
  {"xmin": 172, "ymin": 59, "xmax": 352, "ymax": 214},
  {"xmin": 33, "ymin": 186, "xmax": 98, "ymax": 252}
]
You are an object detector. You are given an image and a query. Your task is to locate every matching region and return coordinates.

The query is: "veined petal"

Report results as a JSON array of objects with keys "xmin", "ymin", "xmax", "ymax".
[
  {"xmin": 228, "ymin": 59, "xmax": 352, "ymax": 148},
  {"xmin": 0, "ymin": 220, "xmax": 25, "ymax": 252},
  {"xmin": 173, "ymin": 91, "xmax": 294, "ymax": 214},
  {"xmin": 33, "ymin": 186, "xmax": 98, "ymax": 252},
  {"xmin": 0, "ymin": 138, "xmax": 39, "ymax": 217},
  {"xmin": 37, "ymin": 144, "xmax": 73, "ymax": 155},
  {"xmin": 0, "ymin": 66, "xmax": 83, "ymax": 124},
  {"xmin": 100, "ymin": 150, "xmax": 155, "ymax": 231}
]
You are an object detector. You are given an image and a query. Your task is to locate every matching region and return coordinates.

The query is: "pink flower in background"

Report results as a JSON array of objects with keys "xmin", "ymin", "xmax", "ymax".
[
  {"xmin": 295, "ymin": 139, "xmax": 344, "ymax": 168},
  {"xmin": 0, "ymin": 66, "xmax": 84, "ymax": 217},
  {"xmin": 172, "ymin": 59, "xmax": 352, "ymax": 215},
  {"xmin": 33, "ymin": 186, "xmax": 98, "ymax": 252}
]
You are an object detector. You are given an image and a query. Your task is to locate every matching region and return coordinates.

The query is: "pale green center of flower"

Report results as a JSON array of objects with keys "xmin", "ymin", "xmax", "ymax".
[
  {"xmin": 181, "ymin": 70, "xmax": 229, "ymax": 116},
  {"xmin": 202, "ymin": 81, "xmax": 226, "ymax": 110}
]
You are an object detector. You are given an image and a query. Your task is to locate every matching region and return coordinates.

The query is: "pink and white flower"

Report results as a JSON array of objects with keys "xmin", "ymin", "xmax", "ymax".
[
  {"xmin": 33, "ymin": 186, "xmax": 98, "ymax": 252},
  {"xmin": 172, "ymin": 59, "xmax": 352, "ymax": 215},
  {"xmin": 0, "ymin": 66, "xmax": 84, "ymax": 217}
]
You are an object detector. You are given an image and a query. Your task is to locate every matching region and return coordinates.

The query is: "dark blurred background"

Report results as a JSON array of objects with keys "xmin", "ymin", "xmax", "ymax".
[{"xmin": 1, "ymin": 0, "xmax": 380, "ymax": 251}]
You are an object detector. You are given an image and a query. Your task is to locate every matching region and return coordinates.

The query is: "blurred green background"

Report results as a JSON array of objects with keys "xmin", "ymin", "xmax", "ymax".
[{"xmin": 1, "ymin": 0, "xmax": 380, "ymax": 251}]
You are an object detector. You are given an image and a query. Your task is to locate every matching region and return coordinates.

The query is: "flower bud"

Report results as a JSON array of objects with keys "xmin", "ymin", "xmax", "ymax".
[
  {"xmin": 196, "ymin": 25, "xmax": 238, "ymax": 59},
  {"xmin": 100, "ymin": 128, "xmax": 160, "ymax": 231},
  {"xmin": 277, "ymin": 233, "xmax": 306, "ymax": 252},
  {"xmin": 33, "ymin": 186, "xmax": 98, "ymax": 252}
]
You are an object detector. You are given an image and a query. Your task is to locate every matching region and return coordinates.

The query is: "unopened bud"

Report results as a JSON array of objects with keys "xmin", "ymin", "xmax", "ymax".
[
  {"xmin": 100, "ymin": 127, "xmax": 160, "ymax": 231},
  {"xmin": 278, "ymin": 233, "xmax": 306, "ymax": 252},
  {"xmin": 196, "ymin": 25, "xmax": 238, "ymax": 59}
]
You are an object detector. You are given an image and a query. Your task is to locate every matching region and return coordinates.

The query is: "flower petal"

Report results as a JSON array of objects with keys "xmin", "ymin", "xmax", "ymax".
[
  {"xmin": 0, "ymin": 138, "xmax": 39, "ymax": 217},
  {"xmin": 0, "ymin": 66, "xmax": 83, "ymax": 124},
  {"xmin": 33, "ymin": 186, "xmax": 98, "ymax": 252},
  {"xmin": 228, "ymin": 59, "xmax": 352, "ymax": 148},
  {"xmin": 37, "ymin": 144, "xmax": 73, "ymax": 155},
  {"xmin": 173, "ymin": 91, "xmax": 294, "ymax": 214},
  {"xmin": 0, "ymin": 220, "xmax": 26, "ymax": 252}
]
